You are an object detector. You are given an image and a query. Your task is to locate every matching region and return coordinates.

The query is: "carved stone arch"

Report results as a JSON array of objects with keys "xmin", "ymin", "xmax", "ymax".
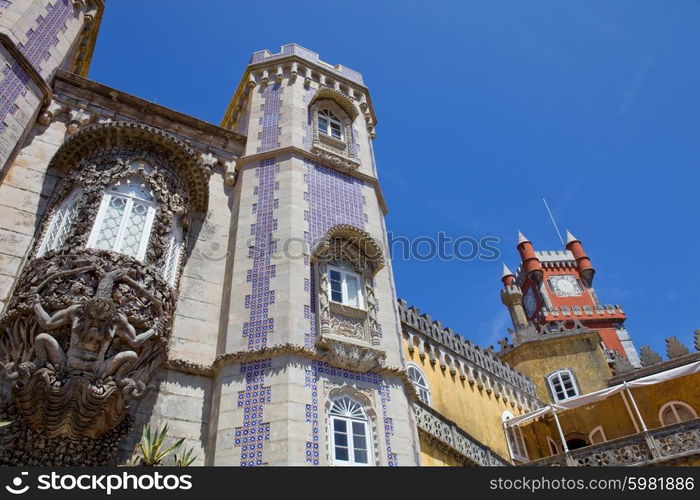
[
  {"xmin": 324, "ymin": 384, "xmax": 381, "ymax": 466},
  {"xmin": 308, "ymin": 90, "xmax": 361, "ymax": 170},
  {"xmin": 47, "ymin": 120, "xmax": 211, "ymax": 212},
  {"xmin": 34, "ymin": 122, "xmax": 205, "ymax": 273},
  {"xmin": 312, "ymin": 224, "xmax": 385, "ymax": 276},
  {"xmin": 309, "ymin": 86, "xmax": 360, "ymax": 120}
]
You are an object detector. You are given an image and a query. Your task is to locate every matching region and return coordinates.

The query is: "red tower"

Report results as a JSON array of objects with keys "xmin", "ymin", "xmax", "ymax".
[{"xmin": 500, "ymin": 231, "xmax": 640, "ymax": 367}]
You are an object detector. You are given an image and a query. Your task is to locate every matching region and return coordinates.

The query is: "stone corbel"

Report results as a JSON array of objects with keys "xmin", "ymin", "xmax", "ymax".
[
  {"xmin": 247, "ymin": 73, "xmax": 257, "ymax": 88},
  {"xmin": 67, "ymin": 108, "xmax": 93, "ymax": 134},
  {"xmin": 38, "ymin": 100, "xmax": 65, "ymax": 125},
  {"xmin": 304, "ymin": 67, "xmax": 311, "ymax": 88},
  {"xmin": 199, "ymin": 152, "xmax": 218, "ymax": 175},
  {"xmin": 275, "ymin": 66, "xmax": 284, "ymax": 84},
  {"xmin": 261, "ymin": 69, "xmax": 270, "ymax": 87},
  {"xmin": 290, "ymin": 62, "xmax": 298, "ymax": 82},
  {"xmin": 223, "ymin": 159, "xmax": 237, "ymax": 186}
]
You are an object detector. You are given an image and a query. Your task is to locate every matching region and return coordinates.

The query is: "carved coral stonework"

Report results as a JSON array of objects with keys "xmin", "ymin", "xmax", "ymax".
[{"xmin": 0, "ymin": 121, "xmax": 205, "ymax": 466}]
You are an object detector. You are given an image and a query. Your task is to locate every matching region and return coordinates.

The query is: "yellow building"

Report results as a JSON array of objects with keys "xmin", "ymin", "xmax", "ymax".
[{"xmin": 398, "ymin": 234, "xmax": 700, "ymax": 467}]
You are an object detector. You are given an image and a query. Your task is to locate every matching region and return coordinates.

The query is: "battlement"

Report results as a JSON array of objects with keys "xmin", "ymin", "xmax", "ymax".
[
  {"xmin": 397, "ymin": 299, "xmax": 539, "ymax": 401},
  {"xmin": 249, "ymin": 44, "xmax": 364, "ymax": 85},
  {"xmin": 534, "ymin": 249, "xmax": 575, "ymax": 264},
  {"xmin": 537, "ymin": 303, "xmax": 625, "ymax": 322},
  {"xmin": 513, "ymin": 250, "xmax": 577, "ymax": 284}
]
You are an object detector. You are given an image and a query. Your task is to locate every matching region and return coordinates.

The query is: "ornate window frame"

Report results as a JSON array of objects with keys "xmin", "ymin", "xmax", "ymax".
[
  {"xmin": 312, "ymin": 225, "xmax": 386, "ymax": 370},
  {"xmin": 658, "ymin": 400, "xmax": 697, "ymax": 427},
  {"xmin": 324, "ymin": 386, "xmax": 380, "ymax": 466},
  {"xmin": 407, "ymin": 363, "xmax": 431, "ymax": 406},
  {"xmin": 162, "ymin": 216, "xmax": 185, "ymax": 286},
  {"xmin": 308, "ymin": 88, "xmax": 360, "ymax": 171},
  {"xmin": 37, "ymin": 188, "xmax": 83, "ymax": 257},
  {"xmin": 546, "ymin": 369, "xmax": 579, "ymax": 403}
]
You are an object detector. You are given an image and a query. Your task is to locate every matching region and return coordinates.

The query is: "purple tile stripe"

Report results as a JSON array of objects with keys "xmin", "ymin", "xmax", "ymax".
[
  {"xmin": 303, "ymin": 159, "xmax": 365, "ymax": 349},
  {"xmin": 237, "ymin": 81, "xmax": 282, "ymax": 466},
  {"xmin": 234, "ymin": 359, "xmax": 272, "ymax": 466},
  {"xmin": 303, "ymin": 161, "xmax": 394, "ymax": 464},
  {"xmin": 257, "ymin": 83, "xmax": 282, "ymax": 152},
  {"xmin": 0, "ymin": 0, "xmax": 76, "ymax": 132},
  {"xmin": 305, "ymin": 361, "xmax": 398, "ymax": 466}
]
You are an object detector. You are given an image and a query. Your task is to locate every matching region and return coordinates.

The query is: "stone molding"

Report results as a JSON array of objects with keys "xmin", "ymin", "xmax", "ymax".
[
  {"xmin": 163, "ymin": 344, "xmax": 419, "ymax": 402},
  {"xmin": 233, "ymin": 146, "xmax": 389, "ymax": 214},
  {"xmin": 413, "ymin": 401, "xmax": 508, "ymax": 466},
  {"xmin": 528, "ymin": 417, "xmax": 700, "ymax": 466}
]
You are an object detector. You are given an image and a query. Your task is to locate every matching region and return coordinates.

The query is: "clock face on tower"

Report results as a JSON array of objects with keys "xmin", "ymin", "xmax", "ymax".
[
  {"xmin": 549, "ymin": 275, "xmax": 582, "ymax": 297},
  {"xmin": 524, "ymin": 287, "xmax": 537, "ymax": 317}
]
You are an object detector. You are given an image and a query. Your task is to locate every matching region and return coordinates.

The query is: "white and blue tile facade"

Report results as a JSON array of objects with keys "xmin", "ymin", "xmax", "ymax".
[{"xmin": 0, "ymin": 0, "xmax": 98, "ymax": 172}]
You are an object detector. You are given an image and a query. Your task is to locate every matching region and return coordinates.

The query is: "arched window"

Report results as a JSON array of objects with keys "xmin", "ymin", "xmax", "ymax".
[
  {"xmin": 87, "ymin": 178, "xmax": 157, "ymax": 261},
  {"xmin": 328, "ymin": 261, "xmax": 364, "ymax": 309},
  {"xmin": 37, "ymin": 188, "xmax": 82, "ymax": 257},
  {"xmin": 329, "ymin": 396, "xmax": 372, "ymax": 466},
  {"xmin": 659, "ymin": 401, "xmax": 697, "ymax": 426},
  {"xmin": 162, "ymin": 218, "xmax": 184, "ymax": 286},
  {"xmin": 502, "ymin": 411, "xmax": 528, "ymax": 463},
  {"xmin": 589, "ymin": 426, "xmax": 607, "ymax": 445},
  {"xmin": 318, "ymin": 109, "xmax": 343, "ymax": 140},
  {"xmin": 407, "ymin": 364, "xmax": 431, "ymax": 405},
  {"xmin": 547, "ymin": 369, "xmax": 579, "ymax": 402}
]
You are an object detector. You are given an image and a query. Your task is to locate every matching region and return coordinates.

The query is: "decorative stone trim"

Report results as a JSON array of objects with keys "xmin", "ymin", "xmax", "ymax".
[
  {"xmin": 163, "ymin": 343, "xmax": 419, "ymax": 402},
  {"xmin": 233, "ymin": 146, "xmax": 389, "ymax": 214},
  {"xmin": 527, "ymin": 418, "xmax": 700, "ymax": 466},
  {"xmin": 47, "ymin": 121, "xmax": 211, "ymax": 212},
  {"xmin": 413, "ymin": 401, "xmax": 508, "ymax": 466}
]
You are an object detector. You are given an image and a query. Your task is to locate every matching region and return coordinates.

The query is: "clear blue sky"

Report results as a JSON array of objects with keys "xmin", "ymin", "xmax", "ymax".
[{"xmin": 89, "ymin": 1, "xmax": 700, "ymax": 357}]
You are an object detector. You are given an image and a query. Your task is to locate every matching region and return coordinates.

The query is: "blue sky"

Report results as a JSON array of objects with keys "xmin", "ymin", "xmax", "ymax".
[{"xmin": 89, "ymin": 1, "xmax": 700, "ymax": 357}]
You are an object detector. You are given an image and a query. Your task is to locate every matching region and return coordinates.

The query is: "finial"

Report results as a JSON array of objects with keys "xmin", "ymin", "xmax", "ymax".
[
  {"xmin": 502, "ymin": 263, "xmax": 514, "ymax": 278},
  {"xmin": 517, "ymin": 231, "xmax": 529, "ymax": 245},
  {"xmin": 565, "ymin": 230, "xmax": 579, "ymax": 245}
]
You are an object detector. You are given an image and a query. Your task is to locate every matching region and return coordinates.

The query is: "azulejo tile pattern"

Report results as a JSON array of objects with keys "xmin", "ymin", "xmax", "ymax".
[
  {"xmin": 257, "ymin": 83, "xmax": 282, "ymax": 152},
  {"xmin": 235, "ymin": 359, "xmax": 272, "ymax": 466},
  {"xmin": 302, "ymin": 160, "xmax": 395, "ymax": 464},
  {"xmin": 236, "ymin": 81, "xmax": 283, "ymax": 465},
  {"xmin": 302, "ymin": 87, "xmax": 314, "ymax": 151},
  {"xmin": 303, "ymin": 159, "xmax": 366, "ymax": 350},
  {"xmin": 242, "ymin": 161, "xmax": 279, "ymax": 349},
  {"xmin": 236, "ymin": 157, "xmax": 279, "ymax": 466},
  {"xmin": 0, "ymin": 0, "xmax": 76, "ymax": 132},
  {"xmin": 305, "ymin": 361, "xmax": 398, "ymax": 466}
]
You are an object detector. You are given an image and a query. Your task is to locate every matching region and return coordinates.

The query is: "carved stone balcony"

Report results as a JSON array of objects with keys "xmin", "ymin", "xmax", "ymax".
[
  {"xmin": 527, "ymin": 418, "xmax": 700, "ymax": 466},
  {"xmin": 413, "ymin": 401, "xmax": 509, "ymax": 466}
]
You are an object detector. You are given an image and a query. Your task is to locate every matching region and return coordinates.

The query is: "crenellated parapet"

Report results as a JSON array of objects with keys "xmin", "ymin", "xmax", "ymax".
[
  {"xmin": 221, "ymin": 44, "xmax": 377, "ymax": 141},
  {"xmin": 397, "ymin": 299, "xmax": 540, "ymax": 412}
]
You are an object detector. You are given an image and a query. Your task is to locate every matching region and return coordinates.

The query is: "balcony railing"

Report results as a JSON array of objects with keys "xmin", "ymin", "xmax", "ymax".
[
  {"xmin": 413, "ymin": 401, "xmax": 509, "ymax": 466},
  {"xmin": 528, "ymin": 418, "xmax": 700, "ymax": 466}
]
